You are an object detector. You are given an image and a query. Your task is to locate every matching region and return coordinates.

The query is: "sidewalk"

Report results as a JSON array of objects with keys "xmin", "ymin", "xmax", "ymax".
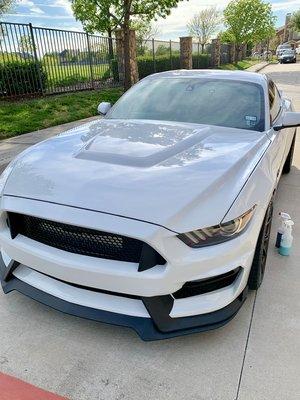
[
  {"xmin": 0, "ymin": 115, "xmax": 99, "ymax": 173},
  {"xmin": 246, "ymin": 60, "xmax": 271, "ymax": 72}
]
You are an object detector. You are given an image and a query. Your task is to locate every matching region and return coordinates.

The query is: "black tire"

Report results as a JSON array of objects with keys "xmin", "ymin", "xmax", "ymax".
[
  {"xmin": 248, "ymin": 201, "xmax": 273, "ymax": 290},
  {"xmin": 283, "ymin": 133, "xmax": 296, "ymax": 174}
]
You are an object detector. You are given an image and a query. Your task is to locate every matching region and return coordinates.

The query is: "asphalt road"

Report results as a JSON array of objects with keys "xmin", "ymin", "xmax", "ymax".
[{"xmin": 0, "ymin": 62, "xmax": 299, "ymax": 400}]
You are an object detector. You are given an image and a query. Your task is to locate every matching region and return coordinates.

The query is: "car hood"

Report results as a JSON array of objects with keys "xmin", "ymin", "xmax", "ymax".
[{"xmin": 4, "ymin": 119, "xmax": 270, "ymax": 232}]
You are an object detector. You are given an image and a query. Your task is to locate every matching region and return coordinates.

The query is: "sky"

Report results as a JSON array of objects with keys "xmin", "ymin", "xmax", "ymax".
[{"xmin": 2, "ymin": 0, "xmax": 299, "ymax": 40}]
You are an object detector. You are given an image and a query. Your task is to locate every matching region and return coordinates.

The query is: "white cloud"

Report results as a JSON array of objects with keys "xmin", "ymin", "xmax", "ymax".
[
  {"xmin": 51, "ymin": 0, "xmax": 73, "ymax": 16},
  {"xmin": 271, "ymin": 0, "xmax": 300, "ymax": 11},
  {"xmin": 18, "ymin": 0, "xmax": 44, "ymax": 15}
]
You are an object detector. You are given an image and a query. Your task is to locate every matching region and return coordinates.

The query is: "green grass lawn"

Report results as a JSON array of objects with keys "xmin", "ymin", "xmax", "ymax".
[
  {"xmin": 44, "ymin": 63, "xmax": 110, "ymax": 88},
  {"xmin": 218, "ymin": 58, "xmax": 259, "ymax": 70},
  {"xmin": 0, "ymin": 88, "xmax": 123, "ymax": 140}
]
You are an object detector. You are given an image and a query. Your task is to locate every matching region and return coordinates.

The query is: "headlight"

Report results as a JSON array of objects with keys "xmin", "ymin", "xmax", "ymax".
[
  {"xmin": 177, "ymin": 206, "xmax": 256, "ymax": 248},
  {"xmin": 0, "ymin": 162, "xmax": 15, "ymax": 197}
]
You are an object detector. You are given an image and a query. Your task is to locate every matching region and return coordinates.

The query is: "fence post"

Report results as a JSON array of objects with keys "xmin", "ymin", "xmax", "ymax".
[
  {"xmin": 211, "ymin": 38, "xmax": 221, "ymax": 68},
  {"xmin": 152, "ymin": 38, "xmax": 156, "ymax": 73},
  {"xmin": 169, "ymin": 40, "xmax": 172, "ymax": 69},
  {"xmin": 28, "ymin": 23, "xmax": 44, "ymax": 95},
  {"xmin": 180, "ymin": 36, "xmax": 193, "ymax": 69},
  {"xmin": 86, "ymin": 32, "xmax": 95, "ymax": 89}
]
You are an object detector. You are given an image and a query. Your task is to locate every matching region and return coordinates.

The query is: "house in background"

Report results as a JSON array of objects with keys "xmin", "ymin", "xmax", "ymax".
[{"xmin": 276, "ymin": 13, "xmax": 300, "ymax": 48}]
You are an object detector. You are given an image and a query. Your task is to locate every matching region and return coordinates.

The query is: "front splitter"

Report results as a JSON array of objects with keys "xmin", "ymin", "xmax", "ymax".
[{"xmin": 0, "ymin": 258, "xmax": 247, "ymax": 341}]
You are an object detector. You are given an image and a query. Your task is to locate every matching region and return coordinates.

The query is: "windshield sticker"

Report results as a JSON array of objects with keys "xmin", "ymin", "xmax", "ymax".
[{"xmin": 245, "ymin": 115, "xmax": 257, "ymax": 126}]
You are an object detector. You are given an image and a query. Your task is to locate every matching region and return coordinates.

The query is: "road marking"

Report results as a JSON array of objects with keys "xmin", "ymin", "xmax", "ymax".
[{"xmin": 0, "ymin": 372, "xmax": 68, "ymax": 400}]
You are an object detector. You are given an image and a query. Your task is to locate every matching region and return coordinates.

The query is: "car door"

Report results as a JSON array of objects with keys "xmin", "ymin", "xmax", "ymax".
[{"xmin": 266, "ymin": 79, "xmax": 292, "ymax": 184}]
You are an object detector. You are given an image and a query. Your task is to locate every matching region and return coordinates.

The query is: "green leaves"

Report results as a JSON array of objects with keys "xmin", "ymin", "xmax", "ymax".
[
  {"xmin": 222, "ymin": 0, "xmax": 276, "ymax": 45},
  {"xmin": 291, "ymin": 10, "xmax": 300, "ymax": 32},
  {"xmin": 0, "ymin": 0, "xmax": 16, "ymax": 18},
  {"xmin": 71, "ymin": 0, "xmax": 185, "ymax": 34}
]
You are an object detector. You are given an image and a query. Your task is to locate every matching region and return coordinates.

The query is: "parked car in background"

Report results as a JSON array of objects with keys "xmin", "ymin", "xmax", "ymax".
[
  {"xmin": 279, "ymin": 49, "xmax": 296, "ymax": 64},
  {"xmin": 296, "ymin": 47, "xmax": 300, "ymax": 55},
  {"xmin": 0, "ymin": 70, "xmax": 299, "ymax": 340},
  {"xmin": 276, "ymin": 43, "xmax": 292, "ymax": 58}
]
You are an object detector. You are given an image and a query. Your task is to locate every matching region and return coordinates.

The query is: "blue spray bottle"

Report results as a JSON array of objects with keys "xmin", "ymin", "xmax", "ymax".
[
  {"xmin": 276, "ymin": 212, "xmax": 291, "ymax": 248},
  {"xmin": 279, "ymin": 219, "xmax": 294, "ymax": 256}
]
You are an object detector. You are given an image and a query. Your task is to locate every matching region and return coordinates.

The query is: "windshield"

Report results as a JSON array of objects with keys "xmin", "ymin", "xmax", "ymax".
[
  {"xmin": 282, "ymin": 50, "xmax": 294, "ymax": 55},
  {"xmin": 107, "ymin": 78, "xmax": 265, "ymax": 132}
]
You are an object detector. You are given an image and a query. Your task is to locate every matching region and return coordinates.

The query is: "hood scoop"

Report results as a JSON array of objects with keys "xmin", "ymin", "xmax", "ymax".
[{"xmin": 75, "ymin": 122, "xmax": 211, "ymax": 168}]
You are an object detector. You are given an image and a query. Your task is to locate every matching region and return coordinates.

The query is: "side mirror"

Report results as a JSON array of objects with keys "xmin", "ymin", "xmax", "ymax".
[
  {"xmin": 274, "ymin": 112, "xmax": 300, "ymax": 131},
  {"xmin": 97, "ymin": 102, "xmax": 111, "ymax": 115}
]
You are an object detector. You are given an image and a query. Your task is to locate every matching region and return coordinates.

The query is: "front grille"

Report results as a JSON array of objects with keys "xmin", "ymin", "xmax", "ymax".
[{"xmin": 7, "ymin": 212, "xmax": 166, "ymax": 266}]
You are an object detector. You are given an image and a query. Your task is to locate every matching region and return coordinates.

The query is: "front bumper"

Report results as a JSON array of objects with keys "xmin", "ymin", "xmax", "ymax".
[
  {"xmin": 0, "ymin": 195, "xmax": 259, "ymax": 340},
  {"xmin": 280, "ymin": 57, "xmax": 296, "ymax": 63},
  {"xmin": 0, "ymin": 258, "xmax": 247, "ymax": 341}
]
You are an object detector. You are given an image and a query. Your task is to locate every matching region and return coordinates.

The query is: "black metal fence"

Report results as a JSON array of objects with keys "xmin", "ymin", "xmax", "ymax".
[
  {"xmin": 134, "ymin": 39, "xmax": 211, "ymax": 79},
  {"xmin": 1, "ymin": 22, "xmax": 226, "ymax": 99},
  {"xmin": 0, "ymin": 21, "xmax": 119, "ymax": 98}
]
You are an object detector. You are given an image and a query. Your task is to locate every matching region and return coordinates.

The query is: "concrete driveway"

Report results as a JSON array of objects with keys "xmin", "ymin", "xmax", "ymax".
[{"xmin": 0, "ymin": 62, "xmax": 299, "ymax": 400}]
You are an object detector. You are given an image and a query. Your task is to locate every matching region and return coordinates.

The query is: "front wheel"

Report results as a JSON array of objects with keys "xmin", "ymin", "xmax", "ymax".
[
  {"xmin": 248, "ymin": 201, "xmax": 273, "ymax": 290},
  {"xmin": 283, "ymin": 133, "xmax": 296, "ymax": 174}
]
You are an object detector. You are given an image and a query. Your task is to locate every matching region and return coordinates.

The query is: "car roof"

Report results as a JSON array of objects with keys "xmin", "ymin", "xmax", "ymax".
[{"xmin": 143, "ymin": 69, "xmax": 268, "ymax": 86}]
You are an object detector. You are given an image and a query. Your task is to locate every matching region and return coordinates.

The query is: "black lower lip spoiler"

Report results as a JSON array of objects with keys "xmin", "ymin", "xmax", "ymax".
[{"xmin": 0, "ymin": 257, "xmax": 248, "ymax": 341}]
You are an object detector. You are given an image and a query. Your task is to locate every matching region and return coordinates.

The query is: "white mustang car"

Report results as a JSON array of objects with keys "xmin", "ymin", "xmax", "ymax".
[{"xmin": 0, "ymin": 70, "xmax": 299, "ymax": 340}]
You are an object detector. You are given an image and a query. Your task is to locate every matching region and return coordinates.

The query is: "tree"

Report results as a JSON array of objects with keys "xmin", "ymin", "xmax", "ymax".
[
  {"xmin": 132, "ymin": 18, "xmax": 159, "ymax": 56},
  {"xmin": 71, "ymin": 0, "xmax": 116, "ymax": 59},
  {"xmin": 222, "ymin": 0, "xmax": 276, "ymax": 61},
  {"xmin": 291, "ymin": 10, "xmax": 300, "ymax": 32},
  {"xmin": 268, "ymin": 35, "xmax": 280, "ymax": 52},
  {"xmin": 187, "ymin": 7, "xmax": 221, "ymax": 53},
  {"xmin": 155, "ymin": 44, "xmax": 169, "ymax": 56},
  {"xmin": 70, "ymin": 0, "xmax": 185, "ymax": 90},
  {"xmin": 0, "ymin": 0, "xmax": 15, "ymax": 17},
  {"xmin": 0, "ymin": 0, "xmax": 16, "ymax": 39},
  {"xmin": 18, "ymin": 35, "xmax": 34, "ymax": 55}
]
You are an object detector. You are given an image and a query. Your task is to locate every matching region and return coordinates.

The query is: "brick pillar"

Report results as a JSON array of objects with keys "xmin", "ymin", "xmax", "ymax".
[
  {"xmin": 180, "ymin": 36, "xmax": 193, "ymax": 69},
  {"xmin": 211, "ymin": 38, "xmax": 221, "ymax": 68},
  {"xmin": 115, "ymin": 29, "xmax": 139, "ymax": 86},
  {"xmin": 228, "ymin": 43, "xmax": 235, "ymax": 63}
]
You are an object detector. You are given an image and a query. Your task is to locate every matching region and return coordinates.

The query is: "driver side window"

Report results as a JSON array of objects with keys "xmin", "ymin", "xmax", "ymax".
[{"xmin": 269, "ymin": 80, "xmax": 281, "ymax": 124}]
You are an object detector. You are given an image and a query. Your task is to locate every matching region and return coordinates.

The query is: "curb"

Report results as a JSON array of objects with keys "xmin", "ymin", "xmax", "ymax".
[
  {"xmin": 247, "ymin": 61, "xmax": 273, "ymax": 73},
  {"xmin": 254, "ymin": 61, "xmax": 273, "ymax": 73}
]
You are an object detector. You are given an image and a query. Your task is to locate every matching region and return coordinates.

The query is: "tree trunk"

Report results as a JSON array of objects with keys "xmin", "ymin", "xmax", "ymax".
[
  {"xmin": 234, "ymin": 44, "xmax": 240, "ymax": 63},
  {"xmin": 123, "ymin": 2, "xmax": 131, "ymax": 91},
  {"xmin": 107, "ymin": 27, "xmax": 114, "ymax": 60},
  {"xmin": 201, "ymin": 43, "xmax": 205, "ymax": 54}
]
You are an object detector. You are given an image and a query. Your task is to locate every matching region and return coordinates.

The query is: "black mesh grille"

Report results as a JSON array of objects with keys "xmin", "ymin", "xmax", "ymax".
[{"xmin": 7, "ymin": 212, "xmax": 165, "ymax": 265}]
